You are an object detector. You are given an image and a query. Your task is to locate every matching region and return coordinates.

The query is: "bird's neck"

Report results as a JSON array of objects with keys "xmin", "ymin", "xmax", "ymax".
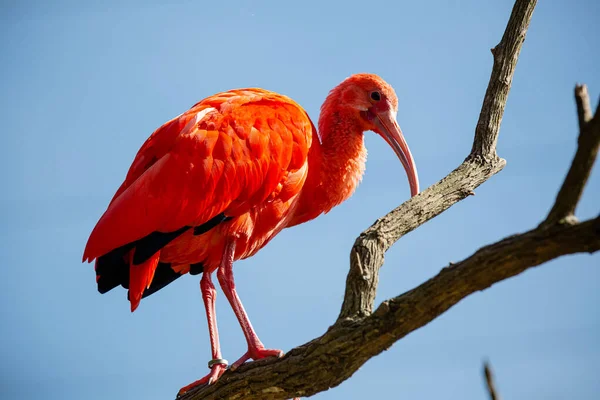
[
  {"xmin": 317, "ymin": 108, "xmax": 367, "ymax": 205},
  {"xmin": 290, "ymin": 108, "xmax": 367, "ymax": 226}
]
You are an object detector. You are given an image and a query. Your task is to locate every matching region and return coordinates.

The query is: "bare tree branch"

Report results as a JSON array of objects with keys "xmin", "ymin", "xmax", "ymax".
[
  {"xmin": 483, "ymin": 362, "xmax": 501, "ymax": 400},
  {"xmin": 339, "ymin": 0, "xmax": 537, "ymax": 321},
  {"xmin": 339, "ymin": 160, "xmax": 504, "ymax": 320},
  {"xmin": 542, "ymin": 85, "xmax": 600, "ymax": 227},
  {"xmin": 471, "ymin": 0, "xmax": 537, "ymax": 160},
  {"xmin": 179, "ymin": 217, "xmax": 599, "ymax": 400},
  {"xmin": 175, "ymin": 1, "xmax": 596, "ymax": 398}
]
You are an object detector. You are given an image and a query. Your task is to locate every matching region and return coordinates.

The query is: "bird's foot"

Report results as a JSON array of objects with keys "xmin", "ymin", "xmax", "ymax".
[
  {"xmin": 230, "ymin": 346, "xmax": 284, "ymax": 371},
  {"xmin": 177, "ymin": 360, "xmax": 228, "ymax": 396}
]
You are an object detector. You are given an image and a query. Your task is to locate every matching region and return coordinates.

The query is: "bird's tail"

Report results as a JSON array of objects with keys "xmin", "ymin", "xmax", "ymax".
[
  {"xmin": 128, "ymin": 250, "xmax": 161, "ymax": 312},
  {"xmin": 95, "ymin": 245, "xmax": 174, "ymax": 312}
]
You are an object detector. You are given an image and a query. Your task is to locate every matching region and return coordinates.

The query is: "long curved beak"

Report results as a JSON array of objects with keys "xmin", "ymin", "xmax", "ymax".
[{"xmin": 373, "ymin": 109, "xmax": 420, "ymax": 197}]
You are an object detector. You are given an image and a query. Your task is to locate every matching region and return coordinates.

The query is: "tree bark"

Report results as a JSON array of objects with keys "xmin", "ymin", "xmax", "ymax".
[{"xmin": 178, "ymin": 0, "xmax": 600, "ymax": 398}]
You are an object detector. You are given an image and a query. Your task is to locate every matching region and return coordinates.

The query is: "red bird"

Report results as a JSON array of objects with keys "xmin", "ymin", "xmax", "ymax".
[{"xmin": 83, "ymin": 73, "xmax": 419, "ymax": 394}]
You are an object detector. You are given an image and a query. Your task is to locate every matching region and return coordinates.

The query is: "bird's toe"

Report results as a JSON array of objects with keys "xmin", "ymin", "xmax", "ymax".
[{"xmin": 177, "ymin": 362, "xmax": 227, "ymax": 396}]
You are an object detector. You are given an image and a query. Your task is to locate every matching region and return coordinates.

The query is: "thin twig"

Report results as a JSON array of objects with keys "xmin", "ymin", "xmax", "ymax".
[
  {"xmin": 575, "ymin": 84, "xmax": 593, "ymax": 129},
  {"xmin": 484, "ymin": 361, "xmax": 501, "ymax": 400},
  {"xmin": 470, "ymin": 0, "xmax": 537, "ymax": 160},
  {"xmin": 542, "ymin": 85, "xmax": 600, "ymax": 227}
]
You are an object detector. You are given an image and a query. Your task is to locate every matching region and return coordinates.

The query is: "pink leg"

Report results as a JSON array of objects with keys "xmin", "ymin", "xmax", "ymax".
[
  {"xmin": 217, "ymin": 239, "xmax": 284, "ymax": 371},
  {"xmin": 178, "ymin": 272, "xmax": 228, "ymax": 395}
]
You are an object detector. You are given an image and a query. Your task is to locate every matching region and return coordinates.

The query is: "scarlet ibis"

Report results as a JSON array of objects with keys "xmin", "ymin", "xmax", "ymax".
[{"xmin": 83, "ymin": 73, "xmax": 419, "ymax": 393}]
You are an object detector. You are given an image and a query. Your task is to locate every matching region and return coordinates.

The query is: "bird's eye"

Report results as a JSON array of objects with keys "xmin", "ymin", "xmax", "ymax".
[{"xmin": 370, "ymin": 91, "xmax": 381, "ymax": 102}]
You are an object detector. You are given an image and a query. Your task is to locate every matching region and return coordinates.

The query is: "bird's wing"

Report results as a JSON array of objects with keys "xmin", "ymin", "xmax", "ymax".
[
  {"xmin": 83, "ymin": 89, "xmax": 313, "ymax": 262},
  {"xmin": 108, "ymin": 107, "xmax": 211, "ymax": 206}
]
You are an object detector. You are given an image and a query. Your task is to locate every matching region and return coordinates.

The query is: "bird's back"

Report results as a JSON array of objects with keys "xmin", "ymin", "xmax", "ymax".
[{"xmin": 110, "ymin": 89, "xmax": 311, "ymax": 206}]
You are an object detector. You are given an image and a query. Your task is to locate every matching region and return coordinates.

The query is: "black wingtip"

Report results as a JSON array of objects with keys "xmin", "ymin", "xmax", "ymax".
[
  {"xmin": 132, "ymin": 226, "xmax": 191, "ymax": 265},
  {"xmin": 189, "ymin": 262, "xmax": 204, "ymax": 275},
  {"xmin": 96, "ymin": 245, "xmax": 131, "ymax": 294},
  {"xmin": 193, "ymin": 213, "xmax": 232, "ymax": 235},
  {"xmin": 95, "ymin": 213, "xmax": 228, "ymax": 297},
  {"xmin": 140, "ymin": 262, "xmax": 185, "ymax": 299}
]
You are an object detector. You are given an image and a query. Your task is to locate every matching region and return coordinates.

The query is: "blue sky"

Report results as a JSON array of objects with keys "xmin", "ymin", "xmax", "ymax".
[{"xmin": 1, "ymin": 0, "xmax": 599, "ymax": 399}]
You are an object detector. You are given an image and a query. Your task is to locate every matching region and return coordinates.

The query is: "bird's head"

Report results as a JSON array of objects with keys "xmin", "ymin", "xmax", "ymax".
[{"xmin": 322, "ymin": 73, "xmax": 420, "ymax": 197}]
